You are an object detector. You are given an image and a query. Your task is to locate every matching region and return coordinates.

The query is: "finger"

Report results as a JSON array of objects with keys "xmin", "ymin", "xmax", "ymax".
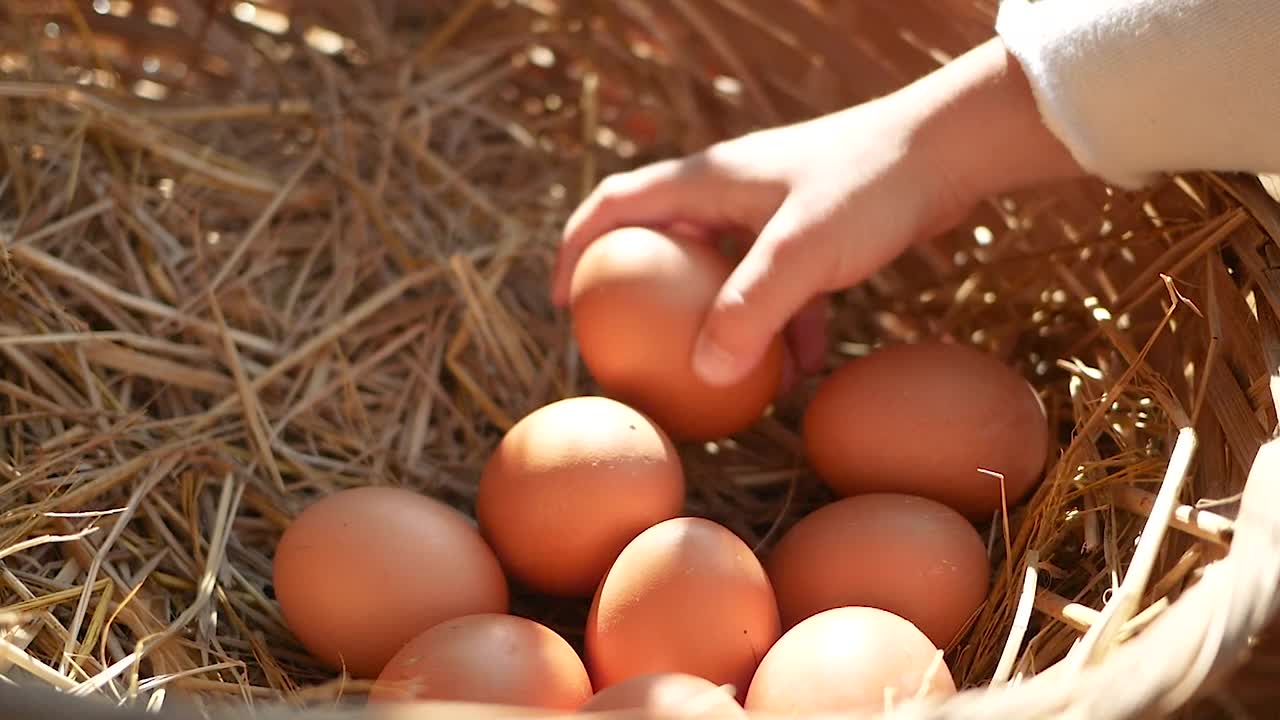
[
  {"xmin": 553, "ymin": 155, "xmax": 725, "ymax": 305},
  {"xmin": 785, "ymin": 296, "xmax": 829, "ymax": 375},
  {"xmin": 692, "ymin": 204, "xmax": 828, "ymax": 387}
]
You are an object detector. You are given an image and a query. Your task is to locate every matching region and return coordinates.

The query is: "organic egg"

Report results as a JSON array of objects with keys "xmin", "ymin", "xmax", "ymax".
[
  {"xmin": 370, "ymin": 613, "xmax": 592, "ymax": 709},
  {"xmin": 272, "ymin": 486, "xmax": 508, "ymax": 678},
  {"xmin": 585, "ymin": 517, "xmax": 780, "ymax": 700},
  {"xmin": 478, "ymin": 396, "xmax": 685, "ymax": 598},
  {"xmin": 578, "ymin": 673, "xmax": 746, "ymax": 718},
  {"xmin": 803, "ymin": 341, "xmax": 1049, "ymax": 519},
  {"xmin": 744, "ymin": 607, "xmax": 955, "ymax": 715},
  {"xmin": 568, "ymin": 226, "xmax": 784, "ymax": 440},
  {"xmin": 766, "ymin": 493, "xmax": 989, "ymax": 647}
]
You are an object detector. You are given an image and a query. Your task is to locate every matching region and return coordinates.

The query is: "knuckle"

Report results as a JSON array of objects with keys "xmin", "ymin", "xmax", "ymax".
[
  {"xmin": 702, "ymin": 140, "xmax": 735, "ymax": 164},
  {"xmin": 701, "ymin": 140, "xmax": 751, "ymax": 177},
  {"xmin": 756, "ymin": 231, "xmax": 806, "ymax": 281},
  {"xmin": 766, "ymin": 231, "xmax": 804, "ymax": 262},
  {"xmin": 593, "ymin": 173, "xmax": 631, "ymax": 204}
]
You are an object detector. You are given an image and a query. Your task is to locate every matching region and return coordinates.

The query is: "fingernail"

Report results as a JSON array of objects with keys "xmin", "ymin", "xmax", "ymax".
[{"xmin": 693, "ymin": 336, "xmax": 740, "ymax": 387}]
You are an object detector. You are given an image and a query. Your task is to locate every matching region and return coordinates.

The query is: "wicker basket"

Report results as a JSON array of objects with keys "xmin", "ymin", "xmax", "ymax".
[{"xmin": 2, "ymin": 1, "xmax": 1279, "ymax": 719}]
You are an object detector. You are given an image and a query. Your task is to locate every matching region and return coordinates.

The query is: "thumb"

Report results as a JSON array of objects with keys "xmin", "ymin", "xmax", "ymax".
[{"xmin": 693, "ymin": 204, "xmax": 827, "ymax": 387}]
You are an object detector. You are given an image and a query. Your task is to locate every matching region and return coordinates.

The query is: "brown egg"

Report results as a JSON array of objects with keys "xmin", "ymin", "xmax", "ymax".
[
  {"xmin": 803, "ymin": 341, "xmax": 1049, "ymax": 519},
  {"xmin": 585, "ymin": 517, "xmax": 780, "ymax": 700},
  {"xmin": 272, "ymin": 487, "xmax": 508, "ymax": 678},
  {"xmin": 478, "ymin": 396, "xmax": 685, "ymax": 598},
  {"xmin": 578, "ymin": 673, "xmax": 746, "ymax": 718},
  {"xmin": 371, "ymin": 613, "xmax": 592, "ymax": 710},
  {"xmin": 744, "ymin": 607, "xmax": 956, "ymax": 715},
  {"xmin": 766, "ymin": 493, "xmax": 989, "ymax": 647},
  {"xmin": 569, "ymin": 226, "xmax": 784, "ymax": 440}
]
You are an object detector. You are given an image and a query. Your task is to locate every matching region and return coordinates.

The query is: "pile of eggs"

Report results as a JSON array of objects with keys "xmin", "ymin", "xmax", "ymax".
[{"xmin": 272, "ymin": 227, "xmax": 1050, "ymax": 716}]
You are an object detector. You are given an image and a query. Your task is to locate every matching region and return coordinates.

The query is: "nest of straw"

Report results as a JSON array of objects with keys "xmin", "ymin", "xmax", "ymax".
[{"xmin": 2, "ymin": 2, "xmax": 1280, "ymax": 719}]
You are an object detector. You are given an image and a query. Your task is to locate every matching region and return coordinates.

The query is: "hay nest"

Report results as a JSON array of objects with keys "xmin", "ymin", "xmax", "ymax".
[{"xmin": 2, "ymin": 1, "xmax": 1279, "ymax": 719}]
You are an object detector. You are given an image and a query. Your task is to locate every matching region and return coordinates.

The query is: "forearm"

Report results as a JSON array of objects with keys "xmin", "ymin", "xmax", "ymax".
[
  {"xmin": 886, "ymin": 0, "xmax": 1280, "ymax": 209},
  {"xmin": 888, "ymin": 37, "xmax": 1086, "ymax": 217}
]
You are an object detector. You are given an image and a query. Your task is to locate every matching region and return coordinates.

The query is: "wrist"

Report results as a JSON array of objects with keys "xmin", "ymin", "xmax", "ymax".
[{"xmin": 893, "ymin": 37, "xmax": 1085, "ymax": 209}]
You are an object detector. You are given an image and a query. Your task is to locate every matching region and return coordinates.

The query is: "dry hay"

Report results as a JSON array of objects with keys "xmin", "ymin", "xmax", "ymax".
[{"xmin": 1, "ymin": 1, "xmax": 1279, "ymax": 719}]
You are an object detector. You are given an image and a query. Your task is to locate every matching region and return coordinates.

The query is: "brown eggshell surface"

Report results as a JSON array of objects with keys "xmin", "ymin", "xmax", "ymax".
[
  {"xmin": 578, "ymin": 673, "xmax": 746, "ymax": 718},
  {"xmin": 568, "ymin": 226, "xmax": 784, "ymax": 440},
  {"xmin": 766, "ymin": 493, "xmax": 989, "ymax": 647},
  {"xmin": 744, "ymin": 607, "xmax": 956, "ymax": 715},
  {"xmin": 586, "ymin": 517, "xmax": 780, "ymax": 701},
  {"xmin": 371, "ymin": 613, "xmax": 592, "ymax": 710},
  {"xmin": 478, "ymin": 396, "xmax": 685, "ymax": 598},
  {"xmin": 272, "ymin": 486, "xmax": 508, "ymax": 678},
  {"xmin": 803, "ymin": 341, "xmax": 1049, "ymax": 519}
]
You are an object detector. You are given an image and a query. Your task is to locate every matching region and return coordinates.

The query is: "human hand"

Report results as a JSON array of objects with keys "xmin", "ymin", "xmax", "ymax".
[{"xmin": 552, "ymin": 38, "xmax": 1083, "ymax": 389}]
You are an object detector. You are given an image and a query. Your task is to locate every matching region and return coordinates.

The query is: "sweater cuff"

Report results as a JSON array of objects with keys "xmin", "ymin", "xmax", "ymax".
[{"xmin": 995, "ymin": 0, "xmax": 1280, "ymax": 190}]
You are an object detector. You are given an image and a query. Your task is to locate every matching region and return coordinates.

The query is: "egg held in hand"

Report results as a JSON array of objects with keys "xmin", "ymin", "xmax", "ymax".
[
  {"xmin": 586, "ymin": 517, "xmax": 780, "ymax": 700},
  {"xmin": 569, "ymin": 226, "xmax": 784, "ymax": 440},
  {"xmin": 766, "ymin": 493, "xmax": 989, "ymax": 647},
  {"xmin": 272, "ymin": 486, "xmax": 508, "ymax": 678},
  {"xmin": 578, "ymin": 673, "xmax": 746, "ymax": 718},
  {"xmin": 478, "ymin": 396, "xmax": 685, "ymax": 598},
  {"xmin": 371, "ymin": 613, "xmax": 592, "ymax": 710},
  {"xmin": 803, "ymin": 341, "xmax": 1049, "ymax": 519},
  {"xmin": 745, "ymin": 606, "xmax": 956, "ymax": 715}
]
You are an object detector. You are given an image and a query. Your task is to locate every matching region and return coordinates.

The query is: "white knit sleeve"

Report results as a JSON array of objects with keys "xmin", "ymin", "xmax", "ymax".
[{"xmin": 995, "ymin": 0, "xmax": 1280, "ymax": 189}]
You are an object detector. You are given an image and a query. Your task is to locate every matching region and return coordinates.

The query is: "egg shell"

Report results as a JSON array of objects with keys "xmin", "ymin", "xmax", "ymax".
[
  {"xmin": 478, "ymin": 396, "xmax": 685, "ymax": 597},
  {"xmin": 585, "ymin": 517, "xmax": 780, "ymax": 700},
  {"xmin": 766, "ymin": 493, "xmax": 989, "ymax": 647},
  {"xmin": 744, "ymin": 606, "xmax": 956, "ymax": 715},
  {"xmin": 370, "ymin": 613, "xmax": 592, "ymax": 710},
  {"xmin": 803, "ymin": 341, "xmax": 1049, "ymax": 519},
  {"xmin": 578, "ymin": 673, "xmax": 746, "ymax": 718},
  {"xmin": 272, "ymin": 486, "xmax": 508, "ymax": 678},
  {"xmin": 568, "ymin": 226, "xmax": 784, "ymax": 440}
]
